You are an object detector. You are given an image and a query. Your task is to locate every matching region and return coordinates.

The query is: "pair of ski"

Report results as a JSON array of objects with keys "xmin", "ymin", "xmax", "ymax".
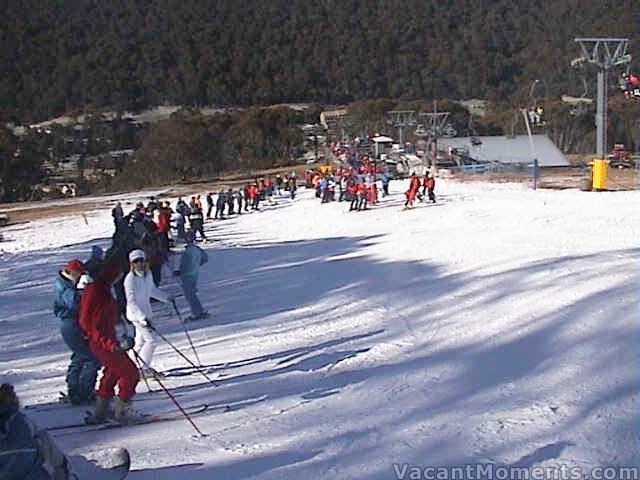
[
  {"xmin": 25, "ymin": 390, "xmax": 187, "ymax": 413},
  {"xmin": 161, "ymin": 363, "xmax": 222, "ymax": 378},
  {"xmin": 49, "ymin": 402, "xmax": 229, "ymax": 435}
]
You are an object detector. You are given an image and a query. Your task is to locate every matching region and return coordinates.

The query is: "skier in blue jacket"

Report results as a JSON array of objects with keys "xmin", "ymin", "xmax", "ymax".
[
  {"xmin": 53, "ymin": 259, "xmax": 100, "ymax": 404},
  {"xmin": 174, "ymin": 230, "xmax": 208, "ymax": 321}
]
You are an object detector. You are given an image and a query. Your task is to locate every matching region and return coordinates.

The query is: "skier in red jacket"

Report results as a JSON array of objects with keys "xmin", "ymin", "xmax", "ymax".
[
  {"xmin": 404, "ymin": 173, "xmax": 421, "ymax": 209},
  {"xmin": 78, "ymin": 258, "xmax": 141, "ymax": 424},
  {"xmin": 424, "ymin": 173, "xmax": 436, "ymax": 203}
]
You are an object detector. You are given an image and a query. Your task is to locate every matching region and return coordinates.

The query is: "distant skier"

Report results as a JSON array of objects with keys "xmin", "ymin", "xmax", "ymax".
[
  {"xmin": 347, "ymin": 179, "xmax": 358, "ymax": 211},
  {"xmin": 356, "ymin": 179, "xmax": 368, "ymax": 210},
  {"xmin": 124, "ymin": 249, "xmax": 173, "ymax": 378},
  {"xmin": 288, "ymin": 174, "xmax": 297, "ymax": 199},
  {"xmin": 141, "ymin": 232, "xmax": 164, "ymax": 287},
  {"xmin": 0, "ymin": 383, "xmax": 71, "ymax": 479},
  {"xmin": 205, "ymin": 192, "xmax": 213, "ymax": 219},
  {"xmin": 226, "ymin": 188, "xmax": 235, "ymax": 215},
  {"xmin": 54, "ymin": 258, "xmax": 100, "ymax": 405},
  {"xmin": 174, "ymin": 230, "xmax": 209, "ymax": 321},
  {"xmin": 404, "ymin": 172, "xmax": 421, "ymax": 209},
  {"xmin": 424, "ymin": 172, "xmax": 436, "ymax": 203},
  {"xmin": 235, "ymin": 189, "xmax": 243, "ymax": 215},
  {"xmin": 111, "ymin": 201, "xmax": 124, "ymax": 229},
  {"xmin": 188, "ymin": 205, "xmax": 207, "ymax": 241},
  {"xmin": 78, "ymin": 258, "xmax": 142, "ymax": 424},
  {"xmin": 176, "ymin": 197, "xmax": 190, "ymax": 219},
  {"xmin": 214, "ymin": 190, "xmax": 226, "ymax": 219},
  {"xmin": 381, "ymin": 171, "xmax": 390, "ymax": 197}
]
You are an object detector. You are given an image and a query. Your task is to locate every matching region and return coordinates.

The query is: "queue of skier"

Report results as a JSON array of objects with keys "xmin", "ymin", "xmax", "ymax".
[{"xmin": 49, "ymin": 170, "xmax": 306, "ymax": 428}]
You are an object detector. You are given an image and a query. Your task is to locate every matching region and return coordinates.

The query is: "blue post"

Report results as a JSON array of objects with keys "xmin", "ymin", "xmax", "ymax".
[{"xmin": 532, "ymin": 159, "xmax": 540, "ymax": 190}]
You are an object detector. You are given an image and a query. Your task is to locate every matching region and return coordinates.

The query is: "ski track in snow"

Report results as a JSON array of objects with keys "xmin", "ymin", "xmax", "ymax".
[{"xmin": 1, "ymin": 178, "xmax": 638, "ymax": 479}]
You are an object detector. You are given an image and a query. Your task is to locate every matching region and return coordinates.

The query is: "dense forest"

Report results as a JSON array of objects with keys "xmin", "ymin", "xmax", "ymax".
[
  {"xmin": 1, "ymin": 0, "xmax": 637, "ymax": 123},
  {"xmin": 0, "ymin": 1, "xmax": 638, "ymax": 201}
]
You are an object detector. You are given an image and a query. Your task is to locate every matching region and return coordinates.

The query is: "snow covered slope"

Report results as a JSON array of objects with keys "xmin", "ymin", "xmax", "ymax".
[{"xmin": 1, "ymin": 179, "xmax": 638, "ymax": 479}]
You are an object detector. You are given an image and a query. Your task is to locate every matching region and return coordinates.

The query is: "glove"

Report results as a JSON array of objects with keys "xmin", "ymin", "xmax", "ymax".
[
  {"xmin": 118, "ymin": 335, "xmax": 134, "ymax": 352},
  {"xmin": 141, "ymin": 318, "xmax": 153, "ymax": 329}
]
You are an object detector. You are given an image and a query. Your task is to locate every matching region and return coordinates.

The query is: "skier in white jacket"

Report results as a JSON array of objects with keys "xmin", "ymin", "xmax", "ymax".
[{"xmin": 124, "ymin": 249, "xmax": 174, "ymax": 377}]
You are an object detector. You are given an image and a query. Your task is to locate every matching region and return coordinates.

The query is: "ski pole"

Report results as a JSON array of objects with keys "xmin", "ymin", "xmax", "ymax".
[
  {"xmin": 131, "ymin": 349, "xmax": 206, "ymax": 437},
  {"xmin": 149, "ymin": 324, "xmax": 217, "ymax": 387},
  {"xmin": 121, "ymin": 318, "xmax": 153, "ymax": 393},
  {"xmin": 171, "ymin": 299, "xmax": 202, "ymax": 367}
]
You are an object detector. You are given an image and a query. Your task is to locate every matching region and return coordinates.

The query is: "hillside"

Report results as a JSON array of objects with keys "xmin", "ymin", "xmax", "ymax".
[{"xmin": 1, "ymin": 0, "xmax": 637, "ymax": 122}]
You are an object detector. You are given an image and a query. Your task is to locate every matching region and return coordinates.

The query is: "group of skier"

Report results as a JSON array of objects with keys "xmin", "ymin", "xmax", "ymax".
[
  {"xmin": 306, "ymin": 162, "xmax": 435, "ymax": 212},
  {"xmin": 52, "ymin": 195, "xmax": 211, "ymax": 427},
  {"xmin": 210, "ymin": 174, "xmax": 299, "ymax": 220},
  {"xmin": 403, "ymin": 171, "xmax": 437, "ymax": 209}
]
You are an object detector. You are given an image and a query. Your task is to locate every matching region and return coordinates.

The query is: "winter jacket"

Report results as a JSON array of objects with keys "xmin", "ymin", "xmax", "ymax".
[
  {"xmin": 424, "ymin": 176, "xmax": 435, "ymax": 190},
  {"xmin": 180, "ymin": 244, "xmax": 208, "ymax": 281},
  {"xmin": 111, "ymin": 206, "xmax": 123, "ymax": 219},
  {"xmin": 124, "ymin": 270, "xmax": 168, "ymax": 325},
  {"xmin": 188, "ymin": 208, "xmax": 204, "ymax": 225},
  {"xmin": 156, "ymin": 209, "xmax": 170, "ymax": 233},
  {"xmin": 77, "ymin": 280, "xmax": 120, "ymax": 353},
  {"xmin": 176, "ymin": 200, "xmax": 190, "ymax": 217},
  {"xmin": 0, "ymin": 401, "xmax": 41, "ymax": 480},
  {"xmin": 53, "ymin": 273, "xmax": 79, "ymax": 324},
  {"xmin": 0, "ymin": 403, "xmax": 69, "ymax": 480}
]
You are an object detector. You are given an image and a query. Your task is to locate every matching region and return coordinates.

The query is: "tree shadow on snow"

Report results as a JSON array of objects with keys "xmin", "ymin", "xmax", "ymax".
[{"xmin": 3, "ymin": 230, "xmax": 638, "ymax": 478}]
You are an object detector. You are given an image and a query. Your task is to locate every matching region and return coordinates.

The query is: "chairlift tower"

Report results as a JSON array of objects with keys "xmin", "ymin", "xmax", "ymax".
[
  {"xmin": 386, "ymin": 110, "xmax": 416, "ymax": 145},
  {"xmin": 419, "ymin": 101, "xmax": 453, "ymax": 166},
  {"xmin": 572, "ymin": 38, "xmax": 631, "ymax": 182}
]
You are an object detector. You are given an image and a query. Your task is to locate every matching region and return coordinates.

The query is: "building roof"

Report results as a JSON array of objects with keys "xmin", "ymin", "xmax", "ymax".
[{"xmin": 439, "ymin": 135, "xmax": 570, "ymax": 167}]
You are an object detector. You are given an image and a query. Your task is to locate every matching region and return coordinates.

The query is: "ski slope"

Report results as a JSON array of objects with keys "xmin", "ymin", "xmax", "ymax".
[{"xmin": 1, "ymin": 178, "xmax": 638, "ymax": 480}]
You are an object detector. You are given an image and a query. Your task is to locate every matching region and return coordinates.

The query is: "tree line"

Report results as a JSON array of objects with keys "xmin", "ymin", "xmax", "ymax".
[
  {"xmin": 0, "ymin": 0, "xmax": 638, "ymax": 201},
  {"xmin": 1, "ymin": 0, "xmax": 636, "ymax": 123}
]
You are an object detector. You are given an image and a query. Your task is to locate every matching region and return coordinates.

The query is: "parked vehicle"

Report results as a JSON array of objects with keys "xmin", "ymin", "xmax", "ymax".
[{"xmin": 608, "ymin": 144, "xmax": 634, "ymax": 169}]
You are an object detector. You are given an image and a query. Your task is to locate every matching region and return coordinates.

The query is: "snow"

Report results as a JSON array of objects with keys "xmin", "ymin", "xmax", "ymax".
[{"xmin": 1, "ymin": 178, "xmax": 638, "ymax": 479}]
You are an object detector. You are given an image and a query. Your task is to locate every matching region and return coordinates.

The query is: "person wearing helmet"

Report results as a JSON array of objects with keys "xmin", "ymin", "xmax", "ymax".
[
  {"xmin": 124, "ymin": 249, "xmax": 174, "ymax": 378},
  {"xmin": 53, "ymin": 258, "xmax": 100, "ymax": 405}
]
